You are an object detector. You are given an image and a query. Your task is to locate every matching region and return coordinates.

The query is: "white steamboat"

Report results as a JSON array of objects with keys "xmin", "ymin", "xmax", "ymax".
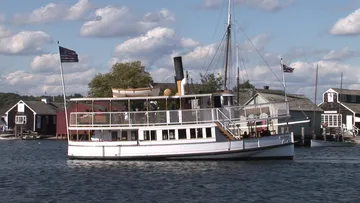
[
  {"xmin": 67, "ymin": 56, "xmax": 295, "ymax": 160},
  {"xmin": 65, "ymin": 0, "xmax": 297, "ymax": 160}
]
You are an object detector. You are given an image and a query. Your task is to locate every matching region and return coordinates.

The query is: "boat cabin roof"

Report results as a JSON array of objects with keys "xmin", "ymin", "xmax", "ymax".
[{"xmin": 70, "ymin": 92, "xmax": 234, "ymax": 102}]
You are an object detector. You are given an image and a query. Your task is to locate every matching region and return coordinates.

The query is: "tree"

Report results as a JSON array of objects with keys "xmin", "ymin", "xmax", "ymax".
[
  {"xmin": 88, "ymin": 61, "xmax": 153, "ymax": 97},
  {"xmin": 199, "ymin": 73, "xmax": 223, "ymax": 93},
  {"xmin": 238, "ymin": 80, "xmax": 255, "ymax": 89}
]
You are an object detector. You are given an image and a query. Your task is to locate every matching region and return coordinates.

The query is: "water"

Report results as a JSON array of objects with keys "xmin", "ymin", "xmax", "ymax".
[{"xmin": 0, "ymin": 140, "xmax": 359, "ymax": 203}]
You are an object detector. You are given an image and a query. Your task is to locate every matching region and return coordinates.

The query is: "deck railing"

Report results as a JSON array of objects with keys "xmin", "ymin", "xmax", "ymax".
[{"xmin": 69, "ymin": 102, "xmax": 289, "ymax": 128}]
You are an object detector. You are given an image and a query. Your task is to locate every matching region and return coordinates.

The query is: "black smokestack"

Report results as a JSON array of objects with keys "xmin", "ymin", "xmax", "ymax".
[{"xmin": 173, "ymin": 56, "xmax": 184, "ymax": 81}]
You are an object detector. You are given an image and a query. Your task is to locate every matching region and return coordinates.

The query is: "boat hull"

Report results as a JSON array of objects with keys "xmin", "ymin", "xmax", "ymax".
[
  {"xmin": 67, "ymin": 134, "xmax": 294, "ymax": 160},
  {"xmin": 310, "ymin": 139, "xmax": 356, "ymax": 147}
]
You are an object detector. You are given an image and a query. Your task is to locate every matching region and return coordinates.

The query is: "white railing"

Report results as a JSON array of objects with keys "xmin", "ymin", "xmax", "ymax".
[
  {"xmin": 69, "ymin": 102, "xmax": 289, "ymax": 128},
  {"xmin": 216, "ymin": 109, "xmax": 241, "ymax": 139}
]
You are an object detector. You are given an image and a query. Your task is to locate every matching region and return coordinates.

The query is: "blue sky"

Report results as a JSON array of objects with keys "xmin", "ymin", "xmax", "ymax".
[{"xmin": 0, "ymin": 0, "xmax": 359, "ymax": 103}]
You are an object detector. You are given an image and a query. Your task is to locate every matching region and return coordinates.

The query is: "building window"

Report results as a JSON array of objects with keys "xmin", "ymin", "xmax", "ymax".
[
  {"xmin": 351, "ymin": 95, "xmax": 356, "ymax": 102},
  {"xmin": 15, "ymin": 115, "xmax": 27, "ymax": 124},
  {"xmin": 321, "ymin": 114, "xmax": 342, "ymax": 127}
]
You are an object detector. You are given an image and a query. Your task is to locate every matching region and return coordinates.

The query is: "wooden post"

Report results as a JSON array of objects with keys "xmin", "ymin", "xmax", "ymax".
[{"xmin": 301, "ymin": 127, "xmax": 305, "ymax": 146}]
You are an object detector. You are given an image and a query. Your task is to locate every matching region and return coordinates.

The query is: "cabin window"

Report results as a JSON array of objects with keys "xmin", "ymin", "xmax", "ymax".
[
  {"xmin": 46, "ymin": 116, "xmax": 49, "ymax": 124},
  {"xmin": 144, "ymin": 130, "xmax": 157, "ymax": 141},
  {"xmin": 53, "ymin": 116, "xmax": 56, "ymax": 124},
  {"xmin": 162, "ymin": 130, "xmax": 168, "ymax": 140},
  {"xmin": 144, "ymin": 131, "xmax": 150, "ymax": 140},
  {"xmin": 206, "ymin": 128, "xmax": 212, "ymax": 138},
  {"xmin": 162, "ymin": 129, "xmax": 175, "ymax": 140},
  {"xmin": 111, "ymin": 131, "xmax": 118, "ymax": 141},
  {"xmin": 190, "ymin": 129, "xmax": 196, "ymax": 139},
  {"xmin": 197, "ymin": 128, "xmax": 203, "ymax": 138},
  {"xmin": 121, "ymin": 130, "xmax": 128, "ymax": 140},
  {"xmin": 178, "ymin": 129, "xmax": 187, "ymax": 139},
  {"xmin": 131, "ymin": 130, "xmax": 138, "ymax": 141}
]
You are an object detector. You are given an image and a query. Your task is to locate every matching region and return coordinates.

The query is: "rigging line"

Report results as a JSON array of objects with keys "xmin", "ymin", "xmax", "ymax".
[
  {"xmin": 204, "ymin": 31, "xmax": 227, "ymax": 76},
  {"xmin": 234, "ymin": 20, "xmax": 309, "ymax": 119},
  {"xmin": 200, "ymin": 0, "xmax": 226, "ymax": 72},
  {"xmin": 234, "ymin": 20, "xmax": 282, "ymax": 84}
]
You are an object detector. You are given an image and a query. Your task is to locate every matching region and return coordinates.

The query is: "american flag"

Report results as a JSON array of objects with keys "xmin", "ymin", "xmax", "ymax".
[
  {"xmin": 282, "ymin": 64, "xmax": 294, "ymax": 73},
  {"xmin": 59, "ymin": 46, "xmax": 79, "ymax": 63}
]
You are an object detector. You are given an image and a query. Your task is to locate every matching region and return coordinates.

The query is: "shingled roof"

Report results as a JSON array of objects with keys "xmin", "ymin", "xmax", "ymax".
[
  {"xmin": 238, "ymin": 88, "xmax": 322, "ymax": 112},
  {"xmin": 25, "ymin": 101, "xmax": 58, "ymax": 115},
  {"xmin": 331, "ymin": 88, "xmax": 360, "ymax": 95}
]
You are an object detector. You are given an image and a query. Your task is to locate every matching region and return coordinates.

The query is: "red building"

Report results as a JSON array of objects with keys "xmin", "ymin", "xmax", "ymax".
[{"xmin": 56, "ymin": 101, "xmax": 125, "ymax": 138}]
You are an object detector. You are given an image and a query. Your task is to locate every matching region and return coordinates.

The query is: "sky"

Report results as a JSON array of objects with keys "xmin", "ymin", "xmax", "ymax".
[{"xmin": 0, "ymin": 0, "xmax": 359, "ymax": 104}]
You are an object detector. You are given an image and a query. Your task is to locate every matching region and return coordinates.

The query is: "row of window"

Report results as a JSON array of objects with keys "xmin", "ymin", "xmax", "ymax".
[{"xmin": 143, "ymin": 128, "xmax": 213, "ymax": 141}]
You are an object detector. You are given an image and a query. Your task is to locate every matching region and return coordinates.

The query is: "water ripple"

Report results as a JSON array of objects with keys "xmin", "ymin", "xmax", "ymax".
[{"xmin": 0, "ymin": 141, "xmax": 360, "ymax": 203}]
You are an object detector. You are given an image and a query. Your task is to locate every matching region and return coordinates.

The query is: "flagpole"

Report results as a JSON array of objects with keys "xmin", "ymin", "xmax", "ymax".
[
  {"xmin": 280, "ymin": 58, "xmax": 287, "ymax": 102},
  {"xmin": 57, "ymin": 41, "xmax": 70, "ymax": 140}
]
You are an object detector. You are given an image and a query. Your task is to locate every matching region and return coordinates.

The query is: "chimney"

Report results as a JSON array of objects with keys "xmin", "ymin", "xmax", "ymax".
[
  {"xmin": 264, "ymin": 86, "xmax": 269, "ymax": 90},
  {"xmin": 41, "ymin": 98, "xmax": 48, "ymax": 103},
  {"xmin": 173, "ymin": 56, "xmax": 184, "ymax": 95}
]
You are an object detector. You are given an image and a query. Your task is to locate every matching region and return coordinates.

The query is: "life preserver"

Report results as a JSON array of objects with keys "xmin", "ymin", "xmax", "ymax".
[{"xmin": 322, "ymin": 122, "xmax": 328, "ymax": 128}]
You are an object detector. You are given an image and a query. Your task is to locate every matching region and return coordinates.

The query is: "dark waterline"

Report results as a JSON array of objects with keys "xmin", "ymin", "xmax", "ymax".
[{"xmin": 0, "ymin": 140, "xmax": 359, "ymax": 203}]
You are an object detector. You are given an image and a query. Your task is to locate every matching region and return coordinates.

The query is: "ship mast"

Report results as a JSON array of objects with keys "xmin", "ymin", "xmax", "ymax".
[{"xmin": 223, "ymin": 0, "xmax": 232, "ymax": 90}]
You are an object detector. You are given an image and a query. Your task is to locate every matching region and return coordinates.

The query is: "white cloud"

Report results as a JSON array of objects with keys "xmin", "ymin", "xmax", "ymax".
[
  {"xmin": 0, "ymin": 26, "xmax": 12, "ymax": 38},
  {"xmin": 0, "ymin": 31, "xmax": 52, "ymax": 55},
  {"xmin": 31, "ymin": 53, "xmax": 93, "ymax": 74},
  {"xmin": 0, "ymin": 14, "xmax": 5, "ymax": 23},
  {"xmin": 330, "ymin": 8, "xmax": 360, "ymax": 35},
  {"xmin": 323, "ymin": 47, "xmax": 359, "ymax": 61},
  {"xmin": 242, "ymin": 34, "xmax": 271, "ymax": 52},
  {"xmin": 3, "ymin": 65, "xmax": 96, "ymax": 96},
  {"xmin": 12, "ymin": 0, "xmax": 91, "ymax": 24},
  {"xmin": 202, "ymin": 0, "xmax": 294, "ymax": 11},
  {"xmin": 80, "ymin": 6, "xmax": 175, "ymax": 37}
]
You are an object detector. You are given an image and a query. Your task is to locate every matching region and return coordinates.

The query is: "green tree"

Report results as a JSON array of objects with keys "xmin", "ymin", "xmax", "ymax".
[
  {"xmin": 199, "ymin": 73, "xmax": 223, "ymax": 93},
  {"xmin": 238, "ymin": 80, "xmax": 255, "ymax": 89},
  {"xmin": 88, "ymin": 61, "xmax": 153, "ymax": 97}
]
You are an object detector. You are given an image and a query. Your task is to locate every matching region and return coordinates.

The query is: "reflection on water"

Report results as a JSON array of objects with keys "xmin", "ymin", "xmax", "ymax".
[{"xmin": 67, "ymin": 159, "xmax": 231, "ymax": 174}]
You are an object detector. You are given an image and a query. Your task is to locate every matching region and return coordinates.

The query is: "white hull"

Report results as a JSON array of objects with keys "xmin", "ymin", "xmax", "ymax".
[
  {"xmin": 112, "ymin": 87, "xmax": 160, "ymax": 98},
  {"xmin": 68, "ymin": 134, "xmax": 294, "ymax": 160},
  {"xmin": 310, "ymin": 139, "xmax": 356, "ymax": 147}
]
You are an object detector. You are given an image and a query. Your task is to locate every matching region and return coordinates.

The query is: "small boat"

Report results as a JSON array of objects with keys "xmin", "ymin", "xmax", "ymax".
[
  {"xmin": 310, "ymin": 139, "xmax": 356, "ymax": 147},
  {"xmin": 0, "ymin": 133, "xmax": 20, "ymax": 140},
  {"xmin": 112, "ymin": 87, "xmax": 160, "ymax": 98},
  {"xmin": 21, "ymin": 134, "xmax": 42, "ymax": 140}
]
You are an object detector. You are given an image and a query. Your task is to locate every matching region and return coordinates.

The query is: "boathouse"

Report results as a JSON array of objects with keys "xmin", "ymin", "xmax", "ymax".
[
  {"xmin": 239, "ymin": 87, "xmax": 322, "ymax": 137},
  {"xmin": 318, "ymin": 88, "xmax": 360, "ymax": 134},
  {"xmin": 5, "ymin": 99, "xmax": 58, "ymax": 135}
]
